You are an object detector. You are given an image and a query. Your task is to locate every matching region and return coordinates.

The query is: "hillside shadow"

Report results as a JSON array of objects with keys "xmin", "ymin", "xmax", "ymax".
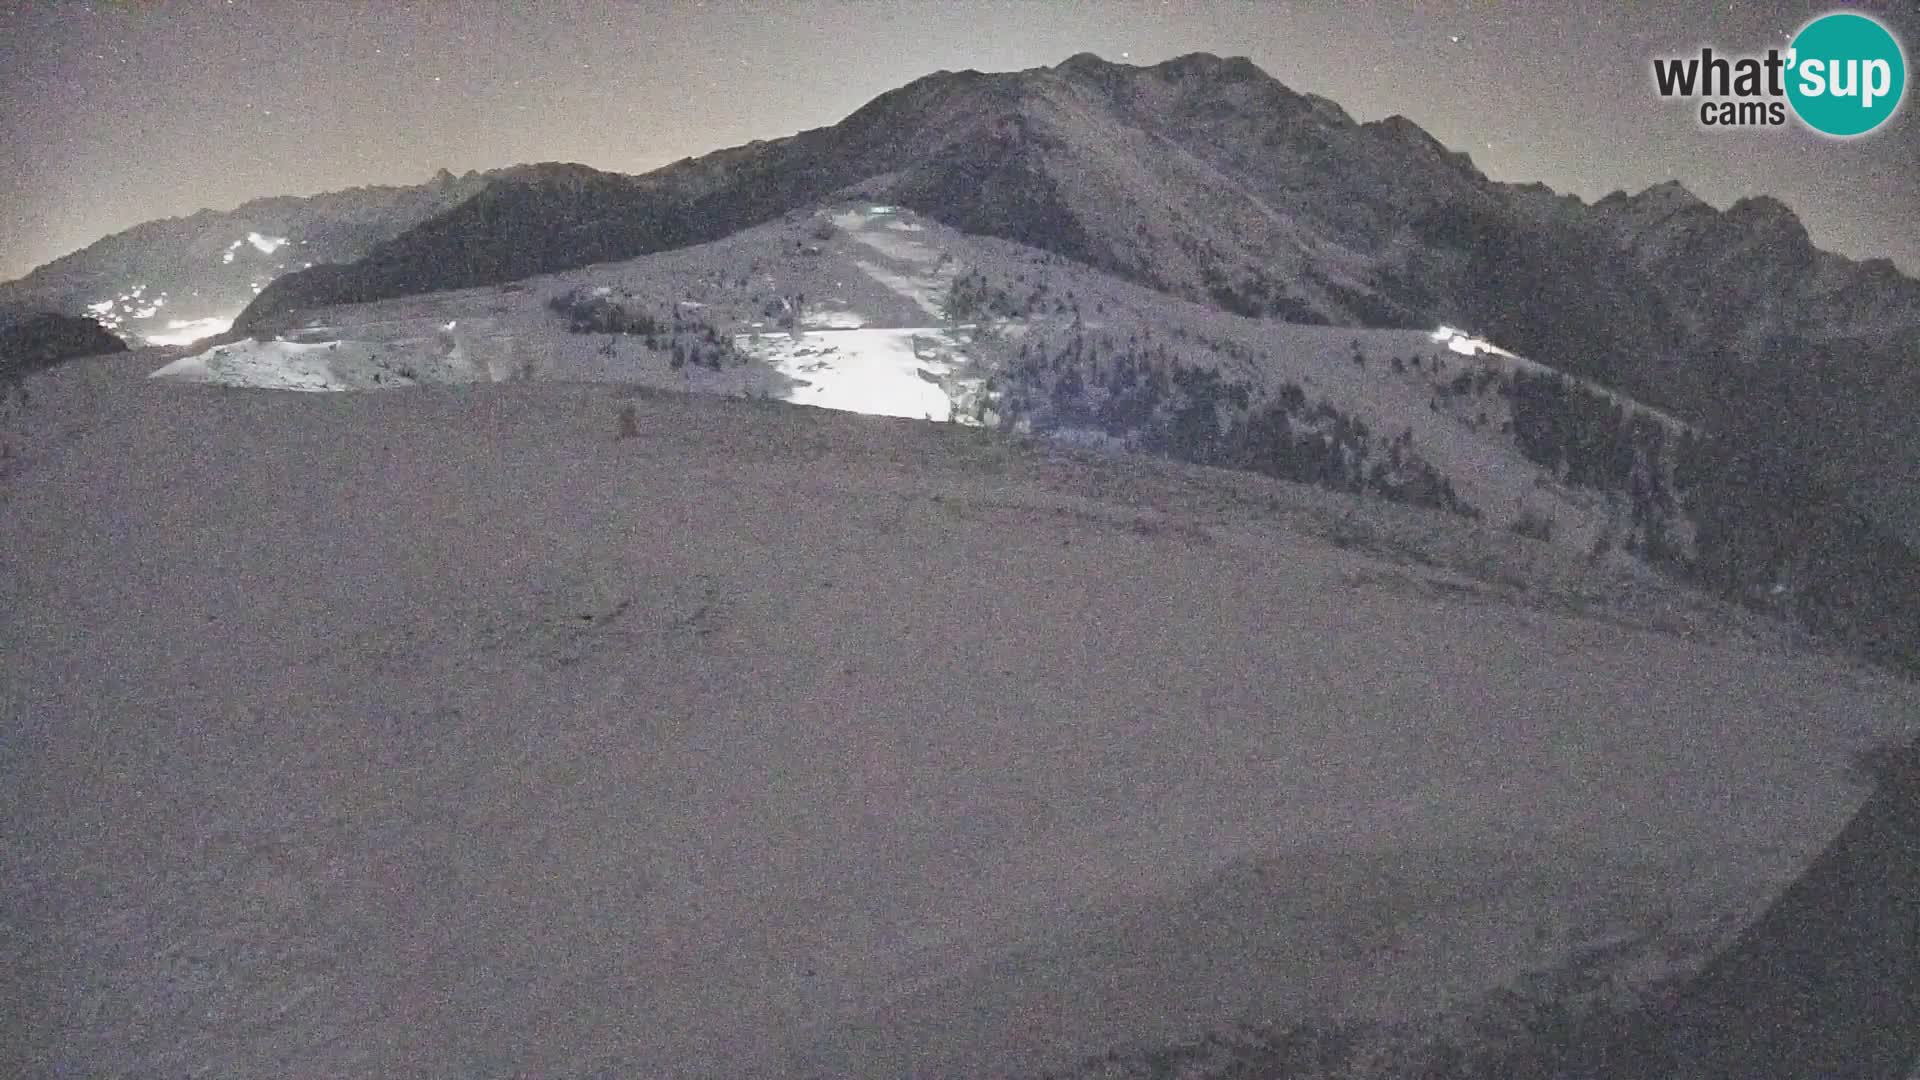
[
  {"xmin": 1035, "ymin": 733, "xmax": 1920, "ymax": 1079},
  {"xmin": 1608, "ymin": 732, "xmax": 1920, "ymax": 1079}
]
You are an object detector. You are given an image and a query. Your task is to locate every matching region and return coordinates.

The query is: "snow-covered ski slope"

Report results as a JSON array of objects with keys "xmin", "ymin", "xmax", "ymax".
[
  {"xmin": 7, "ymin": 349, "xmax": 1916, "ymax": 1078},
  {"xmin": 149, "ymin": 203, "xmax": 1683, "ymax": 558},
  {"xmin": 148, "ymin": 204, "xmax": 977, "ymax": 408}
]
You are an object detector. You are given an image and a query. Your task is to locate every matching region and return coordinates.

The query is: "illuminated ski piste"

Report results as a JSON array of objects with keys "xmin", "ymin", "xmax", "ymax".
[{"xmin": 736, "ymin": 326, "xmax": 975, "ymax": 422}]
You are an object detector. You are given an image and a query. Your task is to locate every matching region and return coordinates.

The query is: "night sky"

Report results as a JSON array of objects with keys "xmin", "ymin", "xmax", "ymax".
[{"xmin": 3, "ymin": 0, "xmax": 1916, "ymax": 281}]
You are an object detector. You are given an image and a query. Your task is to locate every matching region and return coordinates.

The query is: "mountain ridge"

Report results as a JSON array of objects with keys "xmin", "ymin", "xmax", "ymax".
[
  {"xmin": 229, "ymin": 53, "xmax": 1919, "ymax": 360},
  {"xmin": 0, "ymin": 163, "xmax": 606, "ymax": 344}
]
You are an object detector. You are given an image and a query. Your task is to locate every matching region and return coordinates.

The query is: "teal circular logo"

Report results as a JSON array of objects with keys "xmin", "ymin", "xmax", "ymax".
[{"xmin": 1786, "ymin": 11, "xmax": 1907, "ymax": 137}]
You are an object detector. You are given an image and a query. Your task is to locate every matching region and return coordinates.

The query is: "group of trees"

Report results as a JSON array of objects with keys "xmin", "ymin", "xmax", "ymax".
[
  {"xmin": 1441, "ymin": 366, "xmax": 1503, "ymax": 399},
  {"xmin": 947, "ymin": 261, "xmax": 1920, "ymax": 675},
  {"xmin": 1499, "ymin": 367, "xmax": 1685, "ymax": 561},
  {"xmin": 944, "ymin": 261, "xmax": 1920, "ymax": 676},
  {"xmin": 1200, "ymin": 265, "xmax": 1326, "ymax": 323},
  {"xmin": 1485, "ymin": 348, "xmax": 1920, "ymax": 674},
  {"xmin": 989, "ymin": 327, "xmax": 1475, "ymax": 518},
  {"xmin": 1676, "ymin": 430, "xmax": 1920, "ymax": 672},
  {"xmin": 949, "ymin": 265, "xmax": 1336, "ymax": 332},
  {"xmin": 1507, "ymin": 369, "xmax": 1644, "ymax": 490},
  {"xmin": 943, "ymin": 269, "xmax": 1029, "ymax": 323},
  {"xmin": 547, "ymin": 288, "xmax": 745, "ymax": 371}
]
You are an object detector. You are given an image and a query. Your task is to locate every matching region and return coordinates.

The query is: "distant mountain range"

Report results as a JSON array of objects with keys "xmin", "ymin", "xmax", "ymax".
[{"xmin": 0, "ymin": 165, "xmax": 584, "ymax": 345}]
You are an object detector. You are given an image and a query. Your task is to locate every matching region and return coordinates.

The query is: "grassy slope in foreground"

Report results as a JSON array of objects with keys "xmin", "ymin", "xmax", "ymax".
[{"xmin": 3, "ymin": 353, "xmax": 1917, "ymax": 1078}]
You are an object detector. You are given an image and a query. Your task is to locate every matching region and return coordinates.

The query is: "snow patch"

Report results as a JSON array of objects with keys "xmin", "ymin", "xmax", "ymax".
[
  {"xmin": 1430, "ymin": 325, "xmax": 1515, "ymax": 359},
  {"xmin": 144, "ymin": 317, "xmax": 236, "ymax": 347},
  {"xmin": 851, "ymin": 259, "xmax": 947, "ymax": 320},
  {"xmin": 736, "ymin": 327, "xmax": 977, "ymax": 422},
  {"xmin": 803, "ymin": 308, "xmax": 867, "ymax": 330},
  {"xmin": 149, "ymin": 333, "xmax": 485, "ymax": 391}
]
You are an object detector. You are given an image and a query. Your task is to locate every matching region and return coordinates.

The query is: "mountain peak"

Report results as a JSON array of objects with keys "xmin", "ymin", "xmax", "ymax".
[
  {"xmin": 1636, "ymin": 178, "xmax": 1708, "ymax": 207},
  {"xmin": 1056, "ymin": 51, "xmax": 1116, "ymax": 71},
  {"xmin": 1725, "ymin": 194, "xmax": 1810, "ymax": 250},
  {"xmin": 1156, "ymin": 52, "xmax": 1264, "ymax": 80},
  {"xmin": 1592, "ymin": 178, "xmax": 1709, "ymax": 219},
  {"xmin": 1363, "ymin": 115, "xmax": 1480, "ymax": 176},
  {"xmin": 1053, "ymin": 50, "xmax": 1270, "ymax": 83},
  {"xmin": 1726, "ymin": 193, "xmax": 1797, "ymax": 223},
  {"xmin": 1370, "ymin": 114, "xmax": 1429, "ymax": 137}
]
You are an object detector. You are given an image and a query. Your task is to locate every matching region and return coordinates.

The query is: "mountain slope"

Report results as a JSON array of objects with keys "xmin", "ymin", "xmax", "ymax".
[
  {"xmin": 7, "ymin": 346, "xmax": 1918, "ymax": 1078},
  {"xmin": 1629, "ymin": 740, "xmax": 1920, "ymax": 1078},
  {"xmin": 0, "ymin": 165, "xmax": 586, "ymax": 345},
  {"xmin": 228, "ymin": 55, "xmax": 1918, "ymax": 483},
  {"xmin": 233, "ymin": 53, "xmax": 1499, "ymax": 335},
  {"xmin": 175, "ymin": 194, "xmax": 1920, "ymax": 674},
  {"xmin": 170, "ymin": 205, "xmax": 1672, "ymax": 555},
  {"xmin": 159, "ymin": 51, "xmax": 1920, "ymax": 671},
  {"xmin": 0, "ymin": 310, "xmax": 127, "ymax": 378}
]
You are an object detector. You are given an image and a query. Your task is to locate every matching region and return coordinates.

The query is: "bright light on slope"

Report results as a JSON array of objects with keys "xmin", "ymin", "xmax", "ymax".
[
  {"xmin": 1430, "ymin": 325, "xmax": 1506, "ymax": 357},
  {"xmin": 737, "ymin": 327, "xmax": 967, "ymax": 422},
  {"xmin": 246, "ymin": 232, "xmax": 288, "ymax": 254},
  {"xmin": 143, "ymin": 316, "xmax": 234, "ymax": 347},
  {"xmin": 151, "ymin": 338, "xmax": 364, "ymax": 390},
  {"xmin": 149, "ymin": 333, "xmax": 486, "ymax": 391}
]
